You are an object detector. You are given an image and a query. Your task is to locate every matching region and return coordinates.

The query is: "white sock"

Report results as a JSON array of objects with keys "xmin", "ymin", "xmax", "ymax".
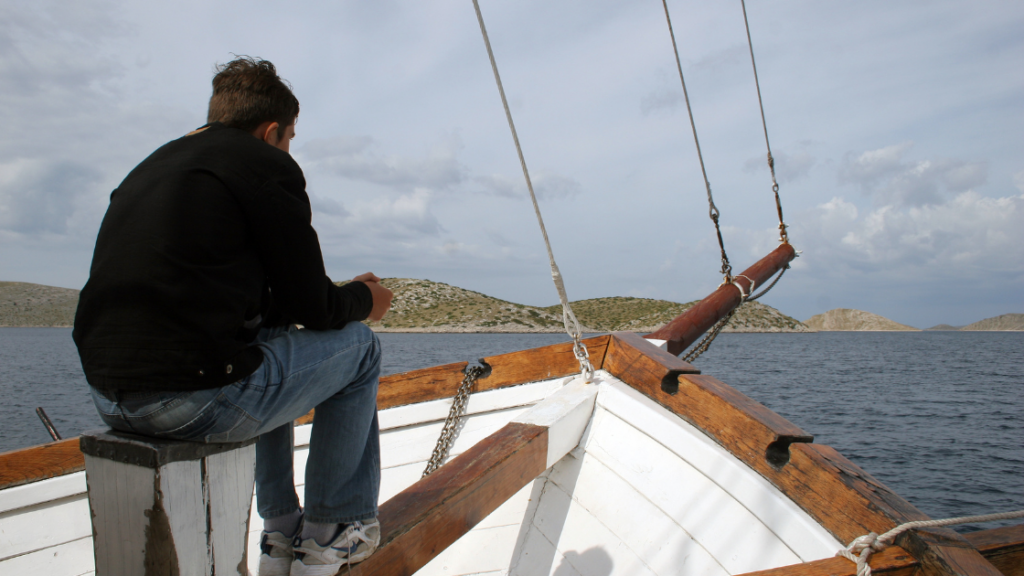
[
  {"xmin": 302, "ymin": 521, "xmax": 340, "ymax": 546},
  {"xmin": 264, "ymin": 508, "xmax": 302, "ymax": 536}
]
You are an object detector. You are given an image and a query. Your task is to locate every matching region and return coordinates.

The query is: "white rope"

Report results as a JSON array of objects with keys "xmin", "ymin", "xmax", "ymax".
[
  {"xmin": 471, "ymin": 0, "xmax": 593, "ymax": 382},
  {"xmin": 836, "ymin": 509, "xmax": 1024, "ymax": 576}
]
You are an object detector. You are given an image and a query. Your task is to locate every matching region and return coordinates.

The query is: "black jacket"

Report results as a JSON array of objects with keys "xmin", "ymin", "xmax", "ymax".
[{"xmin": 73, "ymin": 123, "xmax": 372, "ymax": 392}]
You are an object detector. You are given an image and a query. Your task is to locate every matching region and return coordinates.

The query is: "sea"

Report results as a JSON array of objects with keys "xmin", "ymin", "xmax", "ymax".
[{"xmin": 1, "ymin": 328, "xmax": 1021, "ymax": 534}]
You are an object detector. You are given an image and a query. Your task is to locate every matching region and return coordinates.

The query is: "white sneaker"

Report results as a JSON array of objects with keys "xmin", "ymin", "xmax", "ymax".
[
  {"xmin": 290, "ymin": 518, "xmax": 380, "ymax": 575},
  {"xmin": 258, "ymin": 528, "xmax": 297, "ymax": 576}
]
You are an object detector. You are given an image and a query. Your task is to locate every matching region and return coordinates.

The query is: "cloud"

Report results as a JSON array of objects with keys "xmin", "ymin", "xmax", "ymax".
[
  {"xmin": 473, "ymin": 174, "xmax": 520, "ymax": 198},
  {"xmin": 0, "ymin": 159, "xmax": 101, "ymax": 234},
  {"xmin": 744, "ymin": 150, "xmax": 817, "ymax": 184},
  {"xmin": 344, "ymin": 188, "xmax": 444, "ymax": 238},
  {"xmin": 307, "ymin": 191, "xmax": 349, "ymax": 218},
  {"xmin": 533, "ymin": 173, "xmax": 582, "ymax": 200},
  {"xmin": 795, "ymin": 191, "xmax": 1024, "ymax": 276},
  {"xmin": 470, "ymin": 172, "xmax": 581, "ymax": 200},
  {"xmin": 838, "ymin": 142, "xmax": 987, "ymax": 207},
  {"xmin": 299, "ymin": 135, "xmax": 466, "ymax": 190},
  {"xmin": 641, "ymin": 88, "xmax": 684, "ymax": 116}
]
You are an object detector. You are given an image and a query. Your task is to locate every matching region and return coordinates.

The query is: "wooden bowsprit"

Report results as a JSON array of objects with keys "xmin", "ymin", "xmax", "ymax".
[{"xmin": 645, "ymin": 242, "xmax": 797, "ymax": 356}]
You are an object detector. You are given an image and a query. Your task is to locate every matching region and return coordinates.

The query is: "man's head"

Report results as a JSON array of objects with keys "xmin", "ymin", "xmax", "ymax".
[{"xmin": 207, "ymin": 57, "xmax": 299, "ymax": 144}]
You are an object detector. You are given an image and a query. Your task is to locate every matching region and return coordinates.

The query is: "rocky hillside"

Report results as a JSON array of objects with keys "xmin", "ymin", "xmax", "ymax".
[
  {"xmin": 365, "ymin": 278, "xmax": 565, "ymax": 332},
  {"xmin": 539, "ymin": 297, "xmax": 811, "ymax": 333},
  {"xmin": 0, "ymin": 282, "xmax": 80, "ymax": 327},
  {"xmin": 367, "ymin": 279, "xmax": 809, "ymax": 333},
  {"xmin": 804, "ymin": 308, "xmax": 918, "ymax": 331},
  {"xmin": 960, "ymin": 313, "xmax": 1024, "ymax": 331},
  {"xmin": 0, "ymin": 278, "xmax": 808, "ymax": 333}
]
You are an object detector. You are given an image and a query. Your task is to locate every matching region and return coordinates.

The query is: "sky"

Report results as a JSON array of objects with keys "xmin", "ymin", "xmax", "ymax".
[{"xmin": 1, "ymin": 0, "xmax": 1022, "ymax": 329}]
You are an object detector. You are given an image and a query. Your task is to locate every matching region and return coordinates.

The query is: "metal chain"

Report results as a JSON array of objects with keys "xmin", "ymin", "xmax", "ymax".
[
  {"xmin": 682, "ymin": 308, "xmax": 738, "ymax": 363},
  {"xmin": 422, "ymin": 365, "xmax": 486, "ymax": 477},
  {"xmin": 661, "ymin": 0, "xmax": 733, "ymax": 280},
  {"xmin": 472, "ymin": 0, "xmax": 595, "ymax": 381},
  {"xmin": 740, "ymin": 0, "xmax": 788, "ymax": 244},
  {"xmin": 682, "ymin": 277, "xmax": 754, "ymax": 362}
]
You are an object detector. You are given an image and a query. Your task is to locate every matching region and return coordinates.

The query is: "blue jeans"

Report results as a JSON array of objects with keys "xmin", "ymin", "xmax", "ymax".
[{"xmin": 90, "ymin": 322, "xmax": 381, "ymax": 524}]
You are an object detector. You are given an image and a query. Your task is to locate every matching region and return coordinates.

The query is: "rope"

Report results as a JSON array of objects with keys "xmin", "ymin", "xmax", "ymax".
[
  {"xmin": 471, "ymin": 0, "xmax": 594, "ymax": 382},
  {"xmin": 836, "ymin": 509, "xmax": 1024, "ymax": 576},
  {"xmin": 748, "ymin": 264, "xmax": 788, "ymax": 302},
  {"xmin": 660, "ymin": 0, "xmax": 733, "ymax": 280},
  {"xmin": 740, "ymin": 0, "xmax": 788, "ymax": 244}
]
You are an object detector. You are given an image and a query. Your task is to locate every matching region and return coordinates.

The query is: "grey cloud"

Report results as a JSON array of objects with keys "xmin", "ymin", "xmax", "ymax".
[
  {"xmin": 484, "ymin": 229, "xmax": 517, "ymax": 248},
  {"xmin": 472, "ymin": 172, "xmax": 581, "ymax": 200},
  {"xmin": 308, "ymin": 191, "xmax": 350, "ymax": 218},
  {"xmin": 0, "ymin": 160, "xmax": 101, "ymax": 234},
  {"xmin": 473, "ymin": 174, "xmax": 520, "ymax": 198},
  {"xmin": 533, "ymin": 173, "xmax": 582, "ymax": 200},
  {"xmin": 839, "ymin": 142, "xmax": 987, "ymax": 207},
  {"xmin": 744, "ymin": 150, "xmax": 817, "ymax": 183},
  {"xmin": 300, "ymin": 136, "xmax": 466, "ymax": 190},
  {"xmin": 641, "ymin": 88, "xmax": 683, "ymax": 115}
]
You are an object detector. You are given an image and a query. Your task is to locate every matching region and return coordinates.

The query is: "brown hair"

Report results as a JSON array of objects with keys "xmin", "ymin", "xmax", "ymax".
[{"xmin": 207, "ymin": 56, "xmax": 299, "ymax": 139}]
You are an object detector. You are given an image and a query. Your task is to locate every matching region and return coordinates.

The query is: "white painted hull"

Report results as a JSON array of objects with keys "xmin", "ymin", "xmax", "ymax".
[{"xmin": 0, "ymin": 370, "xmax": 840, "ymax": 576}]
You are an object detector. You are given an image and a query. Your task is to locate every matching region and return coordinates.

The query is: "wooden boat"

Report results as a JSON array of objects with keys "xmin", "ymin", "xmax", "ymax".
[{"xmin": 1, "ymin": 244, "xmax": 1021, "ymax": 576}]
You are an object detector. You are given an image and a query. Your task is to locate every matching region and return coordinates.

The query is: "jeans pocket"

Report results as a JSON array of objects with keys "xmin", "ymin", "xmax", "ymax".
[{"xmin": 156, "ymin": 395, "xmax": 260, "ymax": 443}]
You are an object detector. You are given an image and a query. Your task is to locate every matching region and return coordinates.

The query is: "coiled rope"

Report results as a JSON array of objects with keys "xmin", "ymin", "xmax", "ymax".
[
  {"xmin": 471, "ymin": 0, "xmax": 594, "ymax": 382},
  {"xmin": 837, "ymin": 509, "xmax": 1024, "ymax": 576}
]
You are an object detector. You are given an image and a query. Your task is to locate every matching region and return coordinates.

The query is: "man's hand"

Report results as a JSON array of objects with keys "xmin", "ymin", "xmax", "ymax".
[{"xmin": 354, "ymin": 272, "xmax": 392, "ymax": 322}]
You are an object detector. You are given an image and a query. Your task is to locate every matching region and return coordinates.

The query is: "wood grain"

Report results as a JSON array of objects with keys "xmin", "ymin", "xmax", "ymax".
[
  {"xmin": 476, "ymin": 335, "xmax": 610, "ymax": 391},
  {"xmin": 966, "ymin": 523, "xmax": 1024, "ymax": 576},
  {"xmin": 735, "ymin": 525, "xmax": 1024, "ymax": 576},
  {"xmin": 646, "ymin": 243, "xmax": 796, "ymax": 355},
  {"xmin": 347, "ymin": 422, "xmax": 548, "ymax": 576},
  {"xmin": 0, "ymin": 438, "xmax": 84, "ymax": 490}
]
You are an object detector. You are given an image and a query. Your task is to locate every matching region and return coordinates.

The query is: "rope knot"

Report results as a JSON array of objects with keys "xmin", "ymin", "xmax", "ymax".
[{"xmin": 836, "ymin": 532, "xmax": 885, "ymax": 576}]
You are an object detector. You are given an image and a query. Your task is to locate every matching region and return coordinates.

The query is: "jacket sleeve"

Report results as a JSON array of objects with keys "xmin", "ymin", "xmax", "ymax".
[{"xmin": 244, "ymin": 157, "xmax": 373, "ymax": 330}]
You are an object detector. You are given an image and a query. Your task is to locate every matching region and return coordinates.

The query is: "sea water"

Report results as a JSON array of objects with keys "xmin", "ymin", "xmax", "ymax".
[{"xmin": 1, "ymin": 328, "xmax": 1020, "ymax": 533}]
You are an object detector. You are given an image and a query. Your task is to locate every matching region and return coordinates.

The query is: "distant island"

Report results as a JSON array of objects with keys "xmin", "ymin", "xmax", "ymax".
[
  {"xmin": 1, "ymin": 279, "xmax": 809, "ymax": 333},
  {"xmin": 3, "ymin": 279, "xmax": 1020, "ymax": 333},
  {"xmin": 804, "ymin": 309, "xmax": 918, "ymax": 331},
  {"xmin": 360, "ymin": 278, "xmax": 810, "ymax": 333},
  {"xmin": 802, "ymin": 309, "xmax": 1024, "ymax": 332}
]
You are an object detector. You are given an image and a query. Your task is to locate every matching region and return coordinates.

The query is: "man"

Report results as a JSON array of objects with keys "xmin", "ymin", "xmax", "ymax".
[{"xmin": 73, "ymin": 57, "xmax": 392, "ymax": 575}]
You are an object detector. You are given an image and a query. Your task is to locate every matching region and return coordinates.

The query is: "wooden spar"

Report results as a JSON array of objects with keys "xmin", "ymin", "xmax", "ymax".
[{"xmin": 645, "ymin": 242, "xmax": 797, "ymax": 355}]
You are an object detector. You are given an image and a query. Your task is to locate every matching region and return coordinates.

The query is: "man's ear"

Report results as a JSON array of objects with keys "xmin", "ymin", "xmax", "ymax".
[{"xmin": 260, "ymin": 122, "xmax": 281, "ymax": 145}]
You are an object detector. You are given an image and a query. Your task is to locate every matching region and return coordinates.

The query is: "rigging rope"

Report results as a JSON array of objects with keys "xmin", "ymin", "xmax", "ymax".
[
  {"xmin": 837, "ymin": 509, "xmax": 1024, "ymax": 576},
  {"xmin": 471, "ymin": 0, "xmax": 594, "ymax": 383},
  {"xmin": 660, "ymin": 0, "xmax": 733, "ymax": 281},
  {"xmin": 740, "ymin": 0, "xmax": 789, "ymax": 244}
]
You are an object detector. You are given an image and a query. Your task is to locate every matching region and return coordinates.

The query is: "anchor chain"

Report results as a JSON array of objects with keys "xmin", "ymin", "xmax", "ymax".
[{"xmin": 422, "ymin": 364, "xmax": 486, "ymax": 477}]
